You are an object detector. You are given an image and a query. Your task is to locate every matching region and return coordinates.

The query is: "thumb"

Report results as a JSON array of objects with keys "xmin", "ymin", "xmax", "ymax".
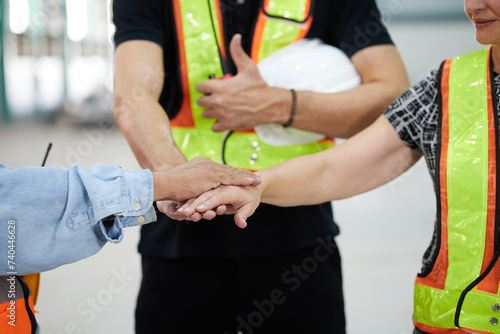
[
  {"xmin": 230, "ymin": 34, "xmax": 254, "ymax": 74},
  {"xmin": 234, "ymin": 203, "xmax": 257, "ymax": 229},
  {"xmin": 234, "ymin": 212, "xmax": 248, "ymax": 229}
]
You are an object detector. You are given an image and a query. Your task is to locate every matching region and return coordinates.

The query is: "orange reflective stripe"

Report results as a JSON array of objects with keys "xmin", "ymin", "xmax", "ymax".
[
  {"xmin": 171, "ymin": 0, "xmax": 195, "ymax": 128},
  {"xmin": 414, "ymin": 321, "xmax": 461, "ymax": 334},
  {"xmin": 250, "ymin": 7, "xmax": 267, "ymax": 63},
  {"xmin": 415, "ymin": 58, "xmax": 453, "ymax": 290},
  {"xmin": 416, "ymin": 321, "xmax": 496, "ymax": 334},
  {"xmin": 477, "ymin": 47, "xmax": 500, "ymax": 294},
  {"xmin": 250, "ymin": 0, "xmax": 312, "ymax": 63},
  {"xmin": 0, "ymin": 297, "xmax": 35, "ymax": 334},
  {"xmin": 415, "ymin": 320, "xmax": 494, "ymax": 334},
  {"xmin": 214, "ymin": 0, "xmax": 227, "ymax": 62},
  {"xmin": 295, "ymin": 16, "xmax": 312, "ymax": 41}
]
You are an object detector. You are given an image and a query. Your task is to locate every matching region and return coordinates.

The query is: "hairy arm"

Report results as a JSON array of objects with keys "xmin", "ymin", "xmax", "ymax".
[
  {"xmin": 113, "ymin": 40, "xmax": 186, "ymax": 171},
  {"xmin": 291, "ymin": 45, "xmax": 410, "ymax": 138}
]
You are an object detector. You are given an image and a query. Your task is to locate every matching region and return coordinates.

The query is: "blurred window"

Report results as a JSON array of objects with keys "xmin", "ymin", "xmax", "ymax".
[{"xmin": 375, "ymin": 0, "xmax": 467, "ymax": 21}]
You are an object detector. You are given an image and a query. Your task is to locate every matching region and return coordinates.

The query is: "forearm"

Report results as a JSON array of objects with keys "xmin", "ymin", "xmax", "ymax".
[
  {"xmin": 259, "ymin": 116, "xmax": 421, "ymax": 207},
  {"xmin": 113, "ymin": 40, "xmax": 186, "ymax": 172},
  {"xmin": 114, "ymin": 95, "xmax": 186, "ymax": 171},
  {"xmin": 273, "ymin": 44, "xmax": 409, "ymax": 138},
  {"xmin": 291, "ymin": 82, "xmax": 404, "ymax": 138},
  {"xmin": 0, "ymin": 164, "xmax": 155, "ymax": 275}
]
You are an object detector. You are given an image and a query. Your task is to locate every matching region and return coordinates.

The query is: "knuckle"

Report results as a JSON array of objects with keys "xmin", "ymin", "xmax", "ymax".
[{"xmin": 213, "ymin": 96, "xmax": 228, "ymax": 110}]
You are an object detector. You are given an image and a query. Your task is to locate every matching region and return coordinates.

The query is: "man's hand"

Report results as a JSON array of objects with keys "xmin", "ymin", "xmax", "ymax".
[
  {"xmin": 176, "ymin": 185, "xmax": 262, "ymax": 229},
  {"xmin": 152, "ymin": 156, "xmax": 261, "ymax": 206},
  {"xmin": 196, "ymin": 34, "xmax": 289, "ymax": 131}
]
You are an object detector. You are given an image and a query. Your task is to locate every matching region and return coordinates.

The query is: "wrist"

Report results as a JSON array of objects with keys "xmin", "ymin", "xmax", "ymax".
[
  {"xmin": 265, "ymin": 87, "xmax": 293, "ymax": 125},
  {"xmin": 151, "ymin": 154, "xmax": 187, "ymax": 173},
  {"xmin": 152, "ymin": 171, "xmax": 175, "ymax": 201},
  {"xmin": 256, "ymin": 171, "xmax": 270, "ymax": 201}
]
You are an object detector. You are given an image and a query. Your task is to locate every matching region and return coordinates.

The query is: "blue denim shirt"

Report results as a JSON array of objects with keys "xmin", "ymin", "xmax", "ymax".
[{"xmin": 0, "ymin": 163, "xmax": 156, "ymax": 275}]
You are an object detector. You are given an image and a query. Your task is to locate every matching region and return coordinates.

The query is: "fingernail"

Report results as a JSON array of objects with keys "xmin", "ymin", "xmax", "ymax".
[
  {"xmin": 197, "ymin": 204, "xmax": 206, "ymax": 210},
  {"xmin": 253, "ymin": 172, "xmax": 261, "ymax": 177}
]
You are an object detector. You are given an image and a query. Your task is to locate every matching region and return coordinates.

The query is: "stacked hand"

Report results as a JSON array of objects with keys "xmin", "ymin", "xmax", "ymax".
[
  {"xmin": 152, "ymin": 157, "xmax": 262, "ymax": 226},
  {"xmin": 175, "ymin": 185, "xmax": 263, "ymax": 229}
]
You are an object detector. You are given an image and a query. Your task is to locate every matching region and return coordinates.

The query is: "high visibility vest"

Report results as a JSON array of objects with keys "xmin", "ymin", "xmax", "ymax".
[
  {"xmin": 414, "ymin": 47, "xmax": 500, "ymax": 333},
  {"xmin": 0, "ymin": 276, "xmax": 37, "ymax": 333},
  {"xmin": 171, "ymin": 0, "xmax": 334, "ymax": 170}
]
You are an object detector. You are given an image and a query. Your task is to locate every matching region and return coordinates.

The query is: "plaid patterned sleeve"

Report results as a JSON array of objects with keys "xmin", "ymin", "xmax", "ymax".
[
  {"xmin": 384, "ymin": 70, "xmax": 440, "ymax": 152},
  {"xmin": 384, "ymin": 70, "xmax": 441, "ymax": 178}
]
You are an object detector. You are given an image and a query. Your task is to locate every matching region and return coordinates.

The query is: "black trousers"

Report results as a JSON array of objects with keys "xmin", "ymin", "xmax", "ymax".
[{"xmin": 135, "ymin": 243, "xmax": 345, "ymax": 334}]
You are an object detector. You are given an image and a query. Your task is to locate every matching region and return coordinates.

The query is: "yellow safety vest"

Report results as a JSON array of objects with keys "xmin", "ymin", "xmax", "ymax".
[
  {"xmin": 414, "ymin": 47, "xmax": 500, "ymax": 334},
  {"xmin": 170, "ymin": 0, "xmax": 334, "ymax": 170}
]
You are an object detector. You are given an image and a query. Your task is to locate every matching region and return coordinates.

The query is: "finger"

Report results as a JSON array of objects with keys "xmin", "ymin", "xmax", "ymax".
[
  {"xmin": 201, "ymin": 107, "xmax": 218, "ymax": 119},
  {"xmin": 211, "ymin": 120, "xmax": 228, "ymax": 132},
  {"xmin": 197, "ymin": 95, "xmax": 213, "ymax": 108},
  {"xmin": 201, "ymin": 210, "xmax": 216, "ymax": 220},
  {"xmin": 179, "ymin": 197, "xmax": 196, "ymax": 210},
  {"xmin": 215, "ymin": 167, "xmax": 262, "ymax": 186},
  {"xmin": 178, "ymin": 191, "xmax": 217, "ymax": 215},
  {"xmin": 215, "ymin": 205, "xmax": 227, "ymax": 215},
  {"xmin": 203, "ymin": 160, "xmax": 262, "ymax": 186},
  {"xmin": 196, "ymin": 78, "xmax": 223, "ymax": 95},
  {"xmin": 222, "ymin": 205, "xmax": 237, "ymax": 215},
  {"xmin": 234, "ymin": 213, "xmax": 248, "ymax": 229},
  {"xmin": 165, "ymin": 210, "xmax": 190, "ymax": 221},
  {"xmin": 195, "ymin": 191, "xmax": 231, "ymax": 212},
  {"xmin": 188, "ymin": 211, "xmax": 202, "ymax": 222},
  {"xmin": 157, "ymin": 202, "xmax": 184, "ymax": 221},
  {"xmin": 249, "ymin": 175, "xmax": 262, "ymax": 186},
  {"xmin": 230, "ymin": 34, "xmax": 254, "ymax": 74},
  {"xmin": 234, "ymin": 204, "xmax": 256, "ymax": 229}
]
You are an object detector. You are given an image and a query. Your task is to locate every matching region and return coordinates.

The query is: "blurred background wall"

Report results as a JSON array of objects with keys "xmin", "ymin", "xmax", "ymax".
[
  {"xmin": 0, "ymin": 1, "xmax": 487, "ymax": 334},
  {"xmin": 0, "ymin": 0, "xmax": 114, "ymax": 123}
]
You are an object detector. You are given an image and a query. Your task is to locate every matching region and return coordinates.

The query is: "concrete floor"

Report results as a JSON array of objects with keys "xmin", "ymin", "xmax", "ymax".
[{"xmin": 0, "ymin": 19, "xmax": 484, "ymax": 334}]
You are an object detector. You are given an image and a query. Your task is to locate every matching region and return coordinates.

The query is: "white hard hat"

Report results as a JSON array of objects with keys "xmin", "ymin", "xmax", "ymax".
[{"xmin": 255, "ymin": 38, "xmax": 361, "ymax": 146}]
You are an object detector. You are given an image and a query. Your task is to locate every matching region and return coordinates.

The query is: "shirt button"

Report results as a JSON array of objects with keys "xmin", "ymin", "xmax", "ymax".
[
  {"xmin": 493, "ymin": 304, "xmax": 500, "ymax": 312},
  {"xmin": 137, "ymin": 216, "xmax": 145, "ymax": 224},
  {"xmin": 133, "ymin": 203, "xmax": 141, "ymax": 211},
  {"xmin": 491, "ymin": 317, "xmax": 498, "ymax": 326}
]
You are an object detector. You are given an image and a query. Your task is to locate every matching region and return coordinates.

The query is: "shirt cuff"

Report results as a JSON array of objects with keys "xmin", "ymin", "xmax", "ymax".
[{"xmin": 95, "ymin": 169, "xmax": 157, "ymax": 243}]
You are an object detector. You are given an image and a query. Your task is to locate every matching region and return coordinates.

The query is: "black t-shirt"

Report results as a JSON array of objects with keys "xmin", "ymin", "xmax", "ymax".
[{"xmin": 113, "ymin": 0, "xmax": 394, "ymax": 259}]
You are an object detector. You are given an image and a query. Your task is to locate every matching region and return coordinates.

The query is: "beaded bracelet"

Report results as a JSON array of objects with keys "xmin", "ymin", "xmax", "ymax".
[{"xmin": 283, "ymin": 89, "xmax": 297, "ymax": 128}]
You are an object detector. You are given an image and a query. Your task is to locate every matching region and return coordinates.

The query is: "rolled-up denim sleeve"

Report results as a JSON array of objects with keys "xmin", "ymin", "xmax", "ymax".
[{"xmin": 0, "ymin": 164, "xmax": 157, "ymax": 275}]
